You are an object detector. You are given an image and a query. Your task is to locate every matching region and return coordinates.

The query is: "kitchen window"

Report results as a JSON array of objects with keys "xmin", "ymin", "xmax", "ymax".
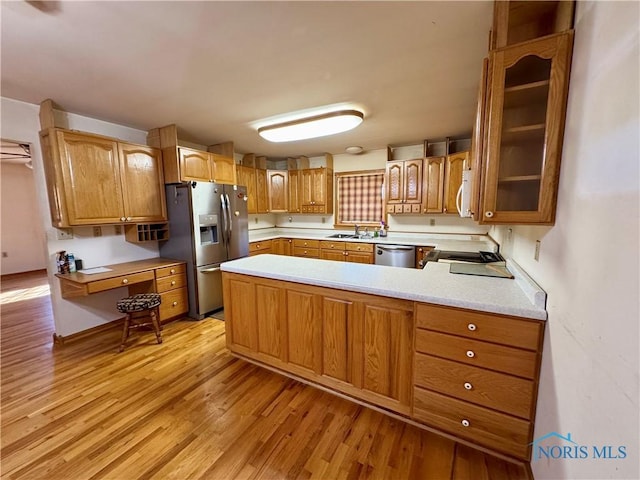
[{"xmin": 335, "ymin": 170, "xmax": 385, "ymax": 228}]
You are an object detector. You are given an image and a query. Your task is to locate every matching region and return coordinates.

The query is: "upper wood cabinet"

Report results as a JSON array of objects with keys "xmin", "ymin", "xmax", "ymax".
[
  {"xmin": 288, "ymin": 170, "xmax": 302, "ymax": 213},
  {"xmin": 301, "ymin": 167, "xmax": 333, "ymax": 214},
  {"xmin": 236, "ymin": 165, "xmax": 257, "ymax": 213},
  {"xmin": 255, "ymin": 168, "xmax": 269, "ymax": 213},
  {"xmin": 147, "ymin": 124, "xmax": 236, "ymax": 185},
  {"xmin": 443, "ymin": 152, "xmax": 469, "ymax": 214},
  {"xmin": 39, "ymin": 128, "xmax": 166, "ymax": 227},
  {"xmin": 267, "ymin": 170, "xmax": 288, "ymax": 212},
  {"xmin": 481, "ymin": 32, "xmax": 573, "ymax": 224},
  {"xmin": 386, "ymin": 159, "xmax": 423, "ymax": 214},
  {"xmin": 420, "ymin": 153, "xmax": 468, "ymax": 215}
]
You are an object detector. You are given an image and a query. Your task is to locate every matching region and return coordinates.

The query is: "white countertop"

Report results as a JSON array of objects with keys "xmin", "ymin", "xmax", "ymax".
[
  {"xmin": 221, "ymin": 254, "xmax": 547, "ymax": 320},
  {"xmin": 248, "ymin": 228, "xmax": 498, "ymax": 253}
]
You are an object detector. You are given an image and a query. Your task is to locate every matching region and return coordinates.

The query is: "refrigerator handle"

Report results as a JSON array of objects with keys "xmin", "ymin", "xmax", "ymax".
[
  {"xmin": 220, "ymin": 194, "xmax": 227, "ymax": 244},
  {"xmin": 225, "ymin": 193, "xmax": 232, "ymax": 241}
]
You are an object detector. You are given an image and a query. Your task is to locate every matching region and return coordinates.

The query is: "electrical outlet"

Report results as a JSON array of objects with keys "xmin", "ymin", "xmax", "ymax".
[
  {"xmin": 321, "ymin": 217, "xmax": 326, "ymax": 224},
  {"xmin": 93, "ymin": 226, "xmax": 102, "ymax": 237},
  {"xmin": 114, "ymin": 225, "xmax": 122, "ymax": 235},
  {"xmin": 534, "ymin": 240, "xmax": 541, "ymax": 261},
  {"xmin": 507, "ymin": 228, "xmax": 513, "ymax": 241},
  {"xmin": 56, "ymin": 228, "xmax": 73, "ymax": 240},
  {"xmin": 1, "ymin": 252, "xmax": 7, "ymax": 258},
  {"xmin": 254, "ymin": 217, "xmax": 258, "ymax": 224},
  {"xmin": 429, "ymin": 219, "xmax": 435, "ymax": 226}
]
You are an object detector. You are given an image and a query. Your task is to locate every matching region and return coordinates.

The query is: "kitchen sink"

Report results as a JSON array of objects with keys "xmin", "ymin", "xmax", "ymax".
[{"xmin": 326, "ymin": 233, "xmax": 359, "ymax": 239}]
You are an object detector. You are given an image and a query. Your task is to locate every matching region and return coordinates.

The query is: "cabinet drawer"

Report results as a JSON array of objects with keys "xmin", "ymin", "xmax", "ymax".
[
  {"xmin": 293, "ymin": 247, "xmax": 320, "ymax": 258},
  {"xmin": 249, "ymin": 240, "xmax": 273, "ymax": 253},
  {"xmin": 415, "ymin": 303, "xmax": 543, "ymax": 351},
  {"xmin": 319, "ymin": 240, "xmax": 344, "ymax": 250},
  {"xmin": 87, "ymin": 271, "xmax": 154, "ymax": 293},
  {"xmin": 292, "ymin": 239, "xmax": 320, "ymax": 249},
  {"xmin": 156, "ymin": 264, "xmax": 186, "ymax": 278},
  {"xmin": 159, "ymin": 288, "xmax": 188, "ymax": 321},
  {"xmin": 415, "ymin": 329, "xmax": 539, "ymax": 379},
  {"xmin": 413, "ymin": 387, "xmax": 532, "ymax": 460},
  {"xmin": 414, "ymin": 353, "xmax": 534, "ymax": 419},
  {"xmin": 345, "ymin": 242, "xmax": 374, "ymax": 253},
  {"xmin": 156, "ymin": 273, "xmax": 186, "ymax": 293}
]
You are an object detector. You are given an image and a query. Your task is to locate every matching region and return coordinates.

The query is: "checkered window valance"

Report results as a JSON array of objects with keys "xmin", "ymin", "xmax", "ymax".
[{"xmin": 337, "ymin": 172, "xmax": 384, "ymax": 224}]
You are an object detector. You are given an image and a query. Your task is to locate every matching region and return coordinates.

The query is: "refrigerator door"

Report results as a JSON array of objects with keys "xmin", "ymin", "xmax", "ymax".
[
  {"xmin": 195, "ymin": 263, "xmax": 223, "ymax": 317},
  {"xmin": 191, "ymin": 183, "xmax": 226, "ymax": 266},
  {"xmin": 223, "ymin": 185, "xmax": 249, "ymax": 261}
]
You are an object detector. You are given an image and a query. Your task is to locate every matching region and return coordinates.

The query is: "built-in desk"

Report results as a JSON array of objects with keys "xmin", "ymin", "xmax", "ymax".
[{"xmin": 56, "ymin": 258, "xmax": 188, "ymax": 323}]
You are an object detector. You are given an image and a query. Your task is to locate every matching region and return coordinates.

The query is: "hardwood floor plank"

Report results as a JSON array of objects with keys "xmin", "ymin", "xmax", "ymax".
[{"xmin": 0, "ymin": 271, "xmax": 532, "ymax": 480}]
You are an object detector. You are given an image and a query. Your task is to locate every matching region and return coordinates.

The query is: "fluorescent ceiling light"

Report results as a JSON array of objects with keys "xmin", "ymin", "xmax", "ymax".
[{"xmin": 258, "ymin": 109, "xmax": 364, "ymax": 142}]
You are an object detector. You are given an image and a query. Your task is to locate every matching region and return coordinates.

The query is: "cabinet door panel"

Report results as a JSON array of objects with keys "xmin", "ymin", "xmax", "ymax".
[
  {"xmin": 226, "ymin": 278, "xmax": 257, "ymax": 350},
  {"xmin": 267, "ymin": 170, "xmax": 289, "ymax": 212},
  {"xmin": 288, "ymin": 170, "xmax": 301, "ymax": 212},
  {"xmin": 423, "ymin": 157, "xmax": 445, "ymax": 213},
  {"xmin": 345, "ymin": 251, "xmax": 373, "ymax": 264},
  {"xmin": 320, "ymin": 249, "xmax": 345, "ymax": 262},
  {"xmin": 255, "ymin": 169, "xmax": 269, "ymax": 213},
  {"xmin": 301, "ymin": 169, "xmax": 314, "ymax": 206},
  {"xmin": 118, "ymin": 143, "xmax": 166, "ymax": 222},
  {"xmin": 404, "ymin": 159, "xmax": 423, "ymax": 204},
  {"xmin": 322, "ymin": 298, "xmax": 352, "ymax": 383},
  {"xmin": 179, "ymin": 148, "xmax": 211, "ymax": 182},
  {"xmin": 211, "ymin": 154, "xmax": 236, "ymax": 185},
  {"xmin": 236, "ymin": 165, "xmax": 257, "ymax": 213},
  {"xmin": 385, "ymin": 161, "xmax": 404, "ymax": 204},
  {"xmin": 256, "ymin": 284, "xmax": 286, "ymax": 360},
  {"xmin": 312, "ymin": 169, "xmax": 327, "ymax": 205},
  {"xmin": 58, "ymin": 130, "xmax": 124, "ymax": 224},
  {"xmin": 287, "ymin": 290, "xmax": 322, "ymax": 373},
  {"xmin": 443, "ymin": 152, "xmax": 468, "ymax": 214},
  {"xmin": 360, "ymin": 305, "xmax": 413, "ymax": 404}
]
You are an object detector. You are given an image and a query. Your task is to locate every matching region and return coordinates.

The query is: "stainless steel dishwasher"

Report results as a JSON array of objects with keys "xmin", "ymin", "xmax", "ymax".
[{"xmin": 374, "ymin": 244, "xmax": 415, "ymax": 268}]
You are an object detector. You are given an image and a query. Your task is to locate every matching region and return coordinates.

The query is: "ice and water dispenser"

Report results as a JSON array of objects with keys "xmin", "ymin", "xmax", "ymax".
[{"xmin": 198, "ymin": 214, "xmax": 219, "ymax": 245}]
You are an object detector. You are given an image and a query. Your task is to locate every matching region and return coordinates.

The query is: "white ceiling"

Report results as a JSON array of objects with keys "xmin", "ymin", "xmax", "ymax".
[{"xmin": 1, "ymin": 1, "xmax": 493, "ymax": 159}]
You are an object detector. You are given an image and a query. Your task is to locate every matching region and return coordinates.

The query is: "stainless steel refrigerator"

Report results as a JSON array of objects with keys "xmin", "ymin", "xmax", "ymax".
[{"xmin": 160, "ymin": 182, "xmax": 248, "ymax": 319}]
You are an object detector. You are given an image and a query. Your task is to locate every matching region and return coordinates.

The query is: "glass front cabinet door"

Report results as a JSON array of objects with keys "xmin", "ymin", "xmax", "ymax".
[{"xmin": 482, "ymin": 32, "xmax": 573, "ymax": 224}]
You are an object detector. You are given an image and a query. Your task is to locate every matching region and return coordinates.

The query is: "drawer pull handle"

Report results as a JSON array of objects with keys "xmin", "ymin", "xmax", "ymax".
[
  {"xmin": 466, "ymin": 350, "xmax": 475, "ymax": 358},
  {"xmin": 467, "ymin": 323, "xmax": 477, "ymax": 331},
  {"xmin": 172, "ymin": 301, "xmax": 178, "ymax": 306},
  {"xmin": 122, "ymin": 278, "xmax": 128, "ymax": 284},
  {"xmin": 461, "ymin": 419, "xmax": 470, "ymax": 427},
  {"xmin": 171, "ymin": 281, "xmax": 176, "ymax": 286},
  {"xmin": 170, "ymin": 269, "xmax": 175, "ymax": 274},
  {"xmin": 464, "ymin": 382, "xmax": 473, "ymax": 390}
]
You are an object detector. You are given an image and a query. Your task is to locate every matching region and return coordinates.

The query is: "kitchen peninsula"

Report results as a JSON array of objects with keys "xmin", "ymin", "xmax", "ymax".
[{"xmin": 221, "ymin": 254, "xmax": 546, "ymax": 460}]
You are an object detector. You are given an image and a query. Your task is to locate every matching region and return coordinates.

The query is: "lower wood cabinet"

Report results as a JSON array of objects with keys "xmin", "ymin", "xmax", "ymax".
[
  {"xmin": 319, "ymin": 241, "xmax": 374, "ymax": 264},
  {"xmin": 222, "ymin": 273, "xmax": 413, "ymax": 414},
  {"xmin": 249, "ymin": 240, "xmax": 272, "ymax": 256}
]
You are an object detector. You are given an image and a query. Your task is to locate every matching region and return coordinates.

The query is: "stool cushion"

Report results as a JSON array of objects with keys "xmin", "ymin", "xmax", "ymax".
[{"xmin": 117, "ymin": 293, "xmax": 161, "ymax": 313}]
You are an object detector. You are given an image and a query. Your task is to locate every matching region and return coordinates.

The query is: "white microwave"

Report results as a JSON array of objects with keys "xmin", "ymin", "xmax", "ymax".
[{"xmin": 456, "ymin": 169, "xmax": 473, "ymax": 218}]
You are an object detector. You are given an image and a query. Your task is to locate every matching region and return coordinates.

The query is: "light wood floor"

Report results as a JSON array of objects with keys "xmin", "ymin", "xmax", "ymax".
[{"xmin": 1, "ymin": 270, "xmax": 532, "ymax": 480}]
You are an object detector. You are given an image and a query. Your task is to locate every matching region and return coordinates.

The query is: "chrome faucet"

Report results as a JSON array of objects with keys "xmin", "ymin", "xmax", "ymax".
[{"xmin": 354, "ymin": 224, "xmax": 360, "ymax": 236}]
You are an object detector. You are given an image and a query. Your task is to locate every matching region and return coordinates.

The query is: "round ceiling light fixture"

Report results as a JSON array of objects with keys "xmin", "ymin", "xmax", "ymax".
[{"xmin": 345, "ymin": 146, "xmax": 364, "ymax": 155}]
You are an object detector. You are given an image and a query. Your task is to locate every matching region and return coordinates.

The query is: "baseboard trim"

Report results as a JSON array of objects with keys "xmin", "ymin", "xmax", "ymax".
[{"xmin": 53, "ymin": 317, "xmax": 124, "ymax": 346}]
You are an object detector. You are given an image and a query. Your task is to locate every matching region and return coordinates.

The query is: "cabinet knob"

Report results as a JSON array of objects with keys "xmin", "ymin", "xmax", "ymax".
[
  {"xmin": 126, "ymin": 217, "xmax": 132, "ymax": 221},
  {"xmin": 466, "ymin": 350, "xmax": 475, "ymax": 358},
  {"xmin": 330, "ymin": 244, "xmax": 334, "ymax": 248},
  {"xmin": 304, "ymin": 250, "xmax": 307, "ymax": 254},
  {"xmin": 120, "ymin": 217, "xmax": 126, "ymax": 222},
  {"xmin": 357, "ymin": 247, "xmax": 361, "ymax": 251},
  {"xmin": 345, "ymin": 252, "xmax": 349, "ymax": 256},
  {"xmin": 171, "ymin": 281, "xmax": 176, "ymax": 286},
  {"xmin": 122, "ymin": 278, "xmax": 128, "ymax": 284},
  {"xmin": 288, "ymin": 239, "xmax": 292, "ymax": 243},
  {"xmin": 170, "ymin": 269, "xmax": 175, "ymax": 274},
  {"xmin": 464, "ymin": 382, "xmax": 473, "ymax": 390},
  {"xmin": 485, "ymin": 211, "xmax": 494, "ymax": 218},
  {"xmin": 256, "ymin": 244, "xmax": 260, "ymax": 248},
  {"xmin": 443, "ymin": 207, "xmax": 447, "ymax": 213},
  {"xmin": 172, "ymin": 301, "xmax": 178, "ymax": 306},
  {"xmin": 467, "ymin": 323, "xmax": 477, "ymax": 331},
  {"xmin": 461, "ymin": 419, "xmax": 470, "ymax": 427}
]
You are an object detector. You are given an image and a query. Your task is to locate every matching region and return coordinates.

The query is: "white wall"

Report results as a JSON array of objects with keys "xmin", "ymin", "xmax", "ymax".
[
  {"xmin": 0, "ymin": 162, "xmax": 47, "ymax": 274},
  {"xmin": 492, "ymin": 3, "xmax": 639, "ymax": 478},
  {"xmin": 1, "ymin": 97, "xmax": 160, "ymax": 337}
]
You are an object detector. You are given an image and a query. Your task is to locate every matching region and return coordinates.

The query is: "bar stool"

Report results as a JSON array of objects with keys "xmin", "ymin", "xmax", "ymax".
[{"xmin": 117, "ymin": 293, "xmax": 162, "ymax": 352}]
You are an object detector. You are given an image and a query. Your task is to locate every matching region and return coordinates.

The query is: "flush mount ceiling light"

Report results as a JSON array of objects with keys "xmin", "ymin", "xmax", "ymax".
[
  {"xmin": 345, "ymin": 146, "xmax": 364, "ymax": 155},
  {"xmin": 258, "ymin": 109, "xmax": 364, "ymax": 143}
]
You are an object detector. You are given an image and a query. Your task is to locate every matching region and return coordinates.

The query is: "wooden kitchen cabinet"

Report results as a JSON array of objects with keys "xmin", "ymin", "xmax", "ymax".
[
  {"xmin": 481, "ymin": 32, "xmax": 573, "ymax": 224},
  {"xmin": 236, "ymin": 165, "xmax": 257, "ymax": 213},
  {"xmin": 415, "ymin": 246, "xmax": 435, "ymax": 268},
  {"xmin": 301, "ymin": 168, "xmax": 333, "ymax": 214},
  {"xmin": 255, "ymin": 168, "xmax": 269, "ymax": 213},
  {"xmin": 288, "ymin": 169, "xmax": 302, "ymax": 213},
  {"xmin": 147, "ymin": 124, "xmax": 236, "ymax": 185},
  {"xmin": 386, "ymin": 159, "xmax": 423, "ymax": 214},
  {"xmin": 412, "ymin": 303, "xmax": 544, "ymax": 460},
  {"xmin": 319, "ymin": 241, "xmax": 374, "ymax": 264},
  {"xmin": 420, "ymin": 152, "xmax": 468, "ymax": 215},
  {"xmin": 249, "ymin": 240, "xmax": 272, "ymax": 256},
  {"xmin": 267, "ymin": 170, "xmax": 288, "ymax": 212},
  {"xmin": 223, "ymin": 273, "xmax": 414, "ymax": 414},
  {"xmin": 272, "ymin": 238, "xmax": 293, "ymax": 256},
  {"xmin": 40, "ymin": 128, "xmax": 166, "ymax": 227}
]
